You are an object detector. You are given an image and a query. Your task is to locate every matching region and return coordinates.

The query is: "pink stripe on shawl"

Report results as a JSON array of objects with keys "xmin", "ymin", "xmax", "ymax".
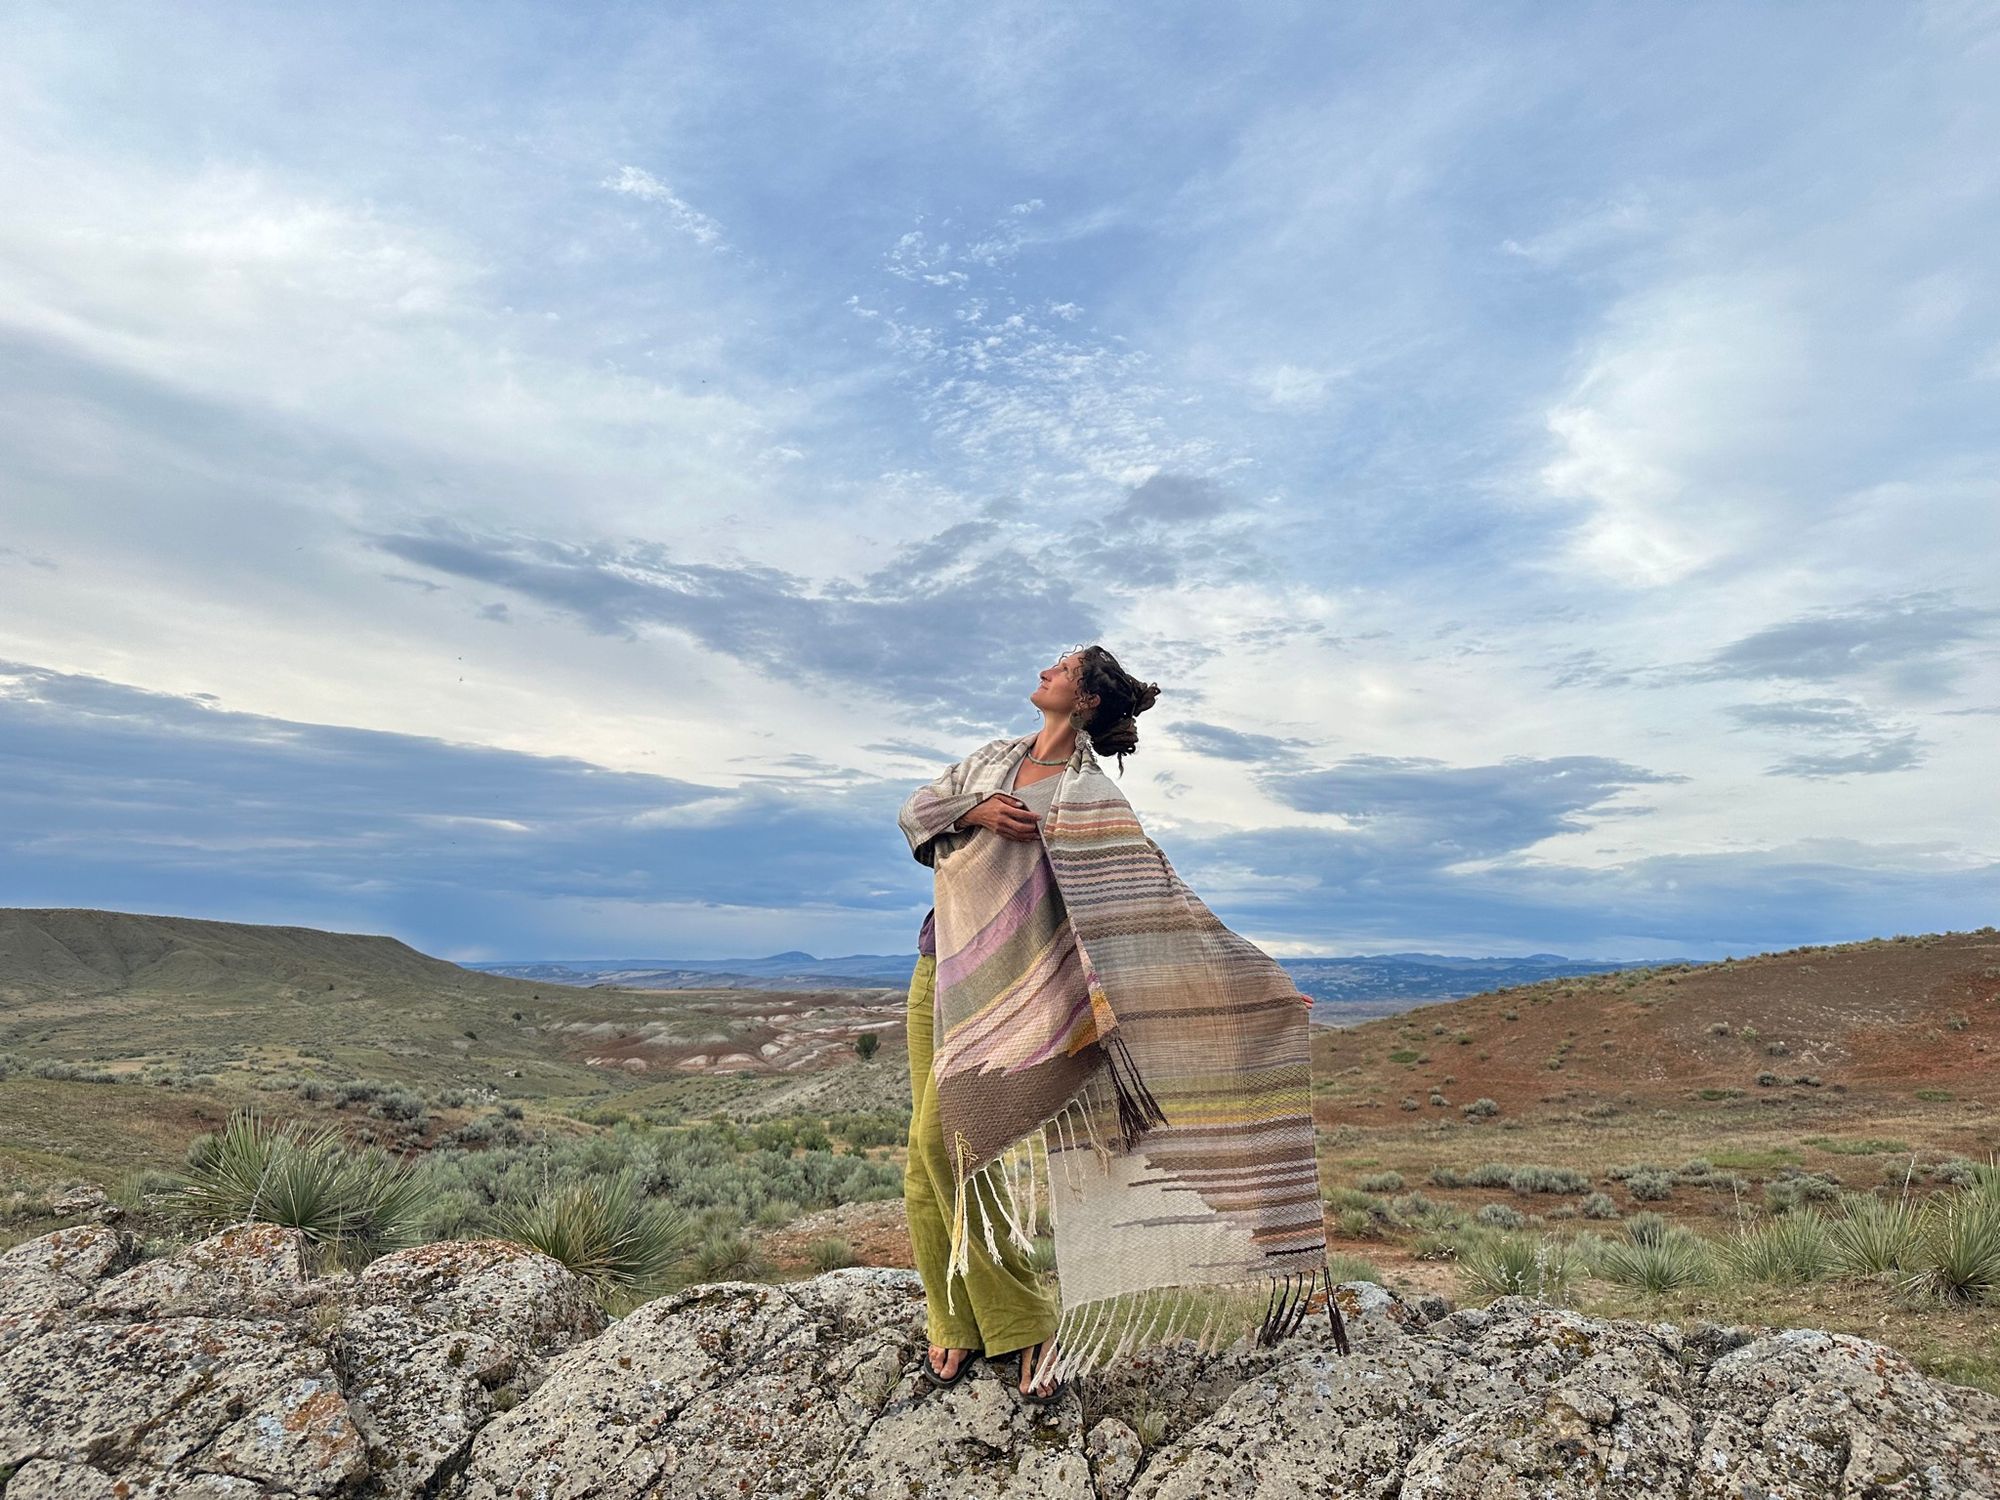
[
  {"xmin": 935, "ymin": 853, "xmax": 1057, "ymax": 991},
  {"xmin": 935, "ymin": 936, "xmax": 1088, "ymax": 1075}
]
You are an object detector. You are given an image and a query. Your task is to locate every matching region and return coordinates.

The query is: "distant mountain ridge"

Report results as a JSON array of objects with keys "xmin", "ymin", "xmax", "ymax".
[
  {"xmin": 464, "ymin": 949, "xmax": 1668, "ymax": 1019},
  {"xmin": 0, "ymin": 906, "xmax": 1676, "ymax": 1025}
]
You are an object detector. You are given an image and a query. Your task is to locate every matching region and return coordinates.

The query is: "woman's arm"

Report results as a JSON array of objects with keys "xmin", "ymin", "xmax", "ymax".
[{"xmin": 898, "ymin": 746, "xmax": 996, "ymax": 868}]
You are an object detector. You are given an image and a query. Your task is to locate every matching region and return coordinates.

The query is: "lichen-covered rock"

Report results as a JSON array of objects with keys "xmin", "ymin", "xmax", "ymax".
[
  {"xmin": 1123, "ymin": 1295, "xmax": 2000, "ymax": 1500},
  {"xmin": 336, "ymin": 1239, "xmax": 605, "ymax": 1499},
  {"xmin": 0, "ymin": 1222, "xmax": 134, "ymax": 1326},
  {"xmin": 0, "ymin": 1315, "xmax": 365, "ymax": 1493},
  {"xmin": 87, "ymin": 1222, "xmax": 314, "ymax": 1320},
  {"xmin": 1085, "ymin": 1417, "xmax": 1144, "ymax": 1499},
  {"xmin": 6, "ymin": 1223, "xmax": 1998, "ymax": 1500},
  {"xmin": 0, "ymin": 1225, "xmax": 595, "ymax": 1500},
  {"xmin": 453, "ymin": 1274, "xmax": 921, "ymax": 1499},
  {"xmin": 1693, "ymin": 1326, "xmax": 2000, "ymax": 1498}
]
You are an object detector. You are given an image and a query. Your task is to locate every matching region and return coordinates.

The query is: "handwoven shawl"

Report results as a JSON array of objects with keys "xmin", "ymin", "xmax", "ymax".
[{"xmin": 898, "ymin": 729, "xmax": 1350, "ymax": 1383}]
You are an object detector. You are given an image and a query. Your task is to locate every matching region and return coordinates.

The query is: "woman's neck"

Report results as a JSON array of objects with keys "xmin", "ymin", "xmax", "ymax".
[{"xmin": 1029, "ymin": 723, "xmax": 1077, "ymax": 763}]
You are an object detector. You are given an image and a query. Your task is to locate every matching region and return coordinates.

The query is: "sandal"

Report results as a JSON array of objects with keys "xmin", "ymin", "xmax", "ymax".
[
  {"xmin": 919, "ymin": 1343, "xmax": 979, "ymax": 1389},
  {"xmin": 1013, "ymin": 1333, "xmax": 1065, "ymax": 1403}
]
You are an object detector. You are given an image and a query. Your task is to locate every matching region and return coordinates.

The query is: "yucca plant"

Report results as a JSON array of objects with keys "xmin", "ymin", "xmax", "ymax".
[
  {"xmin": 1828, "ymin": 1192, "xmax": 1924, "ymax": 1276},
  {"xmin": 1716, "ymin": 1206, "xmax": 1834, "ymax": 1286},
  {"xmin": 1595, "ymin": 1233, "xmax": 1714, "ymax": 1294},
  {"xmin": 803, "ymin": 1236, "xmax": 857, "ymax": 1272},
  {"xmin": 1455, "ymin": 1230, "xmax": 1576, "ymax": 1304},
  {"xmin": 690, "ymin": 1226, "xmax": 769, "ymax": 1283},
  {"xmin": 1900, "ymin": 1185, "xmax": 2000, "ymax": 1303},
  {"xmin": 178, "ymin": 1108, "xmax": 432, "ymax": 1268},
  {"xmin": 496, "ymin": 1174, "xmax": 696, "ymax": 1299}
]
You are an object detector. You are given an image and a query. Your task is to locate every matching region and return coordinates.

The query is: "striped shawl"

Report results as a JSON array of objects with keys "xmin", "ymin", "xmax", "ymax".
[{"xmin": 898, "ymin": 729, "xmax": 1350, "ymax": 1382}]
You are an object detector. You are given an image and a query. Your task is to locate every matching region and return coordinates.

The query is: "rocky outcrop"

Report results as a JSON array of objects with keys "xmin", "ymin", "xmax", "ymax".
[
  {"xmin": 0, "ymin": 1225, "xmax": 602, "ymax": 1499},
  {"xmin": 2, "ymin": 1225, "xmax": 1996, "ymax": 1498}
]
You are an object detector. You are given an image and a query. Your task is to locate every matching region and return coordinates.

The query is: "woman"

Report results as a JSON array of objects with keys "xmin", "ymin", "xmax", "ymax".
[{"xmin": 899, "ymin": 644, "xmax": 1349, "ymax": 1403}]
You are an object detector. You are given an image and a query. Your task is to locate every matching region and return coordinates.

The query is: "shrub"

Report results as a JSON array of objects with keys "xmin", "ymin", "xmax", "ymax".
[
  {"xmin": 1507, "ymin": 1166, "xmax": 1592, "ymax": 1196},
  {"xmin": 1476, "ymin": 1202, "xmax": 1525, "ymax": 1230},
  {"xmin": 31, "ymin": 1061, "xmax": 119, "ymax": 1084},
  {"xmin": 1336, "ymin": 1207, "xmax": 1378, "ymax": 1238},
  {"xmin": 1389, "ymin": 1191, "xmax": 1447, "ymax": 1225},
  {"xmin": 1625, "ymin": 1170, "xmax": 1674, "ymax": 1202},
  {"xmin": 1326, "ymin": 1251, "xmax": 1383, "ymax": 1284},
  {"xmin": 1324, "ymin": 1186, "xmax": 1390, "ymax": 1219},
  {"xmin": 496, "ymin": 1175, "xmax": 695, "ymax": 1297},
  {"xmin": 690, "ymin": 1228, "xmax": 769, "ymax": 1283},
  {"xmin": 1624, "ymin": 1211, "xmax": 1671, "ymax": 1247},
  {"xmin": 1931, "ymin": 1156, "xmax": 1981, "ymax": 1187},
  {"xmin": 1356, "ymin": 1171, "xmax": 1405, "ymax": 1193},
  {"xmin": 1764, "ymin": 1173, "xmax": 1841, "ymax": 1215},
  {"xmin": 179, "ymin": 1109, "xmax": 433, "ymax": 1268},
  {"xmin": 1580, "ymin": 1191, "xmax": 1619, "ymax": 1220},
  {"xmin": 370, "ymin": 1089, "xmax": 429, "ymax": 1124}
]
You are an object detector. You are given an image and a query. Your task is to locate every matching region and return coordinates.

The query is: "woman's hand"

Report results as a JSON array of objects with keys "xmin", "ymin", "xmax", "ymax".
[{"xmin": 955, "ymin": 793, "xmax": 1042, "ymax": 842}]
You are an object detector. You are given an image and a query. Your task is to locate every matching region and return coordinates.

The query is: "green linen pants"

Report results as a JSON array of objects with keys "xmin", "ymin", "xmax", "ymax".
[{"xmin": 903, "ymin": 953, "xmax": 1061, "ymax": 1359}]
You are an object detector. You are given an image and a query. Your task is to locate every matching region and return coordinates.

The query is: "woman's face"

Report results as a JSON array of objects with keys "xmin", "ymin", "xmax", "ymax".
[{"xmin": 1030, "ymin": 651, "xmax": 1092, "ymax": 717}]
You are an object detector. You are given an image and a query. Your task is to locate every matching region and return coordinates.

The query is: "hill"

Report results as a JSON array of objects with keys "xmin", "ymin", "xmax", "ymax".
[
  {"xmin": 1311, "ymin": 925, "xmax": 2000, "ymax": 1121},
  {"xmin": 0, "ymin": 909, "xmax": 917, "ymax": 1195},
  {"xmin": 0, "ymin": 906, "xmax": 522, "ymax": 1001},
  {"xmin": 0, "ymin": 908, "xmax": 911, "ymax": 1095}
]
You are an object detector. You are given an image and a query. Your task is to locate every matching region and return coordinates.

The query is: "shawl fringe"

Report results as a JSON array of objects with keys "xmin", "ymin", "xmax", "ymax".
[
  {"xmin": 942, "ymin": 1069, "xmax": 1352, "ymax": 1377},
  {"xmin": 1100, "ymin": 1030, "xmax": 1170, "ymax": 1150}
]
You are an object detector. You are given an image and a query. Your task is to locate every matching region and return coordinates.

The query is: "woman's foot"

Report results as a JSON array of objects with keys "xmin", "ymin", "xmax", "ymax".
[
  {"xmin": 923, "ymin": 1342, "xmax": 976, "ymax": 1386},
  {"xmin": 1017, "ymin": 1333, "xmax": 1062, "ymax": 1400}
]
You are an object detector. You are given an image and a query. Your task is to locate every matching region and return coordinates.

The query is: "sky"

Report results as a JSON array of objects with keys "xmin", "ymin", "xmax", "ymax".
[{"xmin": 2, "ymin": 2, "xmax": 1997, "ymax": 963}]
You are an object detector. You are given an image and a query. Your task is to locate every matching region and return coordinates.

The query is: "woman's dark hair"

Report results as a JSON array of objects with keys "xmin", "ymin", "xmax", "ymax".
[{"xmin": 1066, "ymin": 643, "xmax": 1160, "ymax": 775}]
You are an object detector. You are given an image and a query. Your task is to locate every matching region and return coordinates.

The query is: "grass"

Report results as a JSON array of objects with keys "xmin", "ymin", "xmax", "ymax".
[{"xmin": 1426, "ymin": 1175, "xmax": 2000, "ymax": 1391}]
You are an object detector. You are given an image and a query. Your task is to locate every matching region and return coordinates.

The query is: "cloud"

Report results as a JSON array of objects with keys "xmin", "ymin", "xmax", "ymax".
[
  {"xmin": 3, "ymin": 656, "xmax": 1993, "ymax": 961},
  {"xmin": 1764, "ymin": 737, "xmax": 1928, "ymax": 780},
  {"xmin": 1167, "ymin": 719, "xmax": 1315, "ymax": 768},
  {"xmin": 599, "ymin": 165, "xmax": 728, "ymax": 250},
  {"xmin": 2, "ymin": 4, "xmax": 1996, "ymax": 959},
  {"xmin": 1264, "ymin": 752, "xmax": 1687, "ymax": 865},
  {"xmin": 0, "ymin": 658, "xmax": 913, "ymax": 954},
  {"xmin": 1686, "ymin": 593, "xmax": 2000, "ymax": 696},
  {"xmin": 1719, "ymin": 693, "xmax": 1930, "ymax": 778}
]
